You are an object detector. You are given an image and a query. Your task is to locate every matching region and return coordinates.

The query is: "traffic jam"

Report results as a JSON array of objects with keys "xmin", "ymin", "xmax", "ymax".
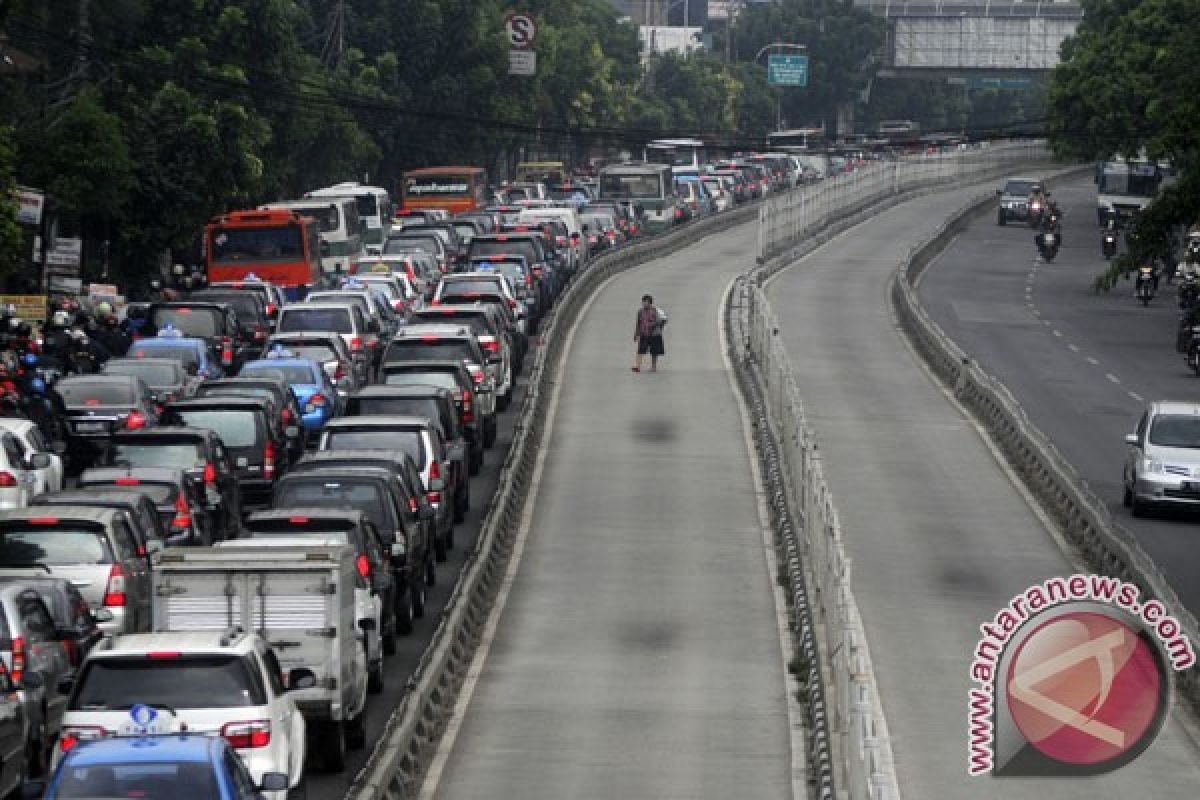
[{"xmin": 0, "ymin": 149, "xmax": 808, "ymax": 799}]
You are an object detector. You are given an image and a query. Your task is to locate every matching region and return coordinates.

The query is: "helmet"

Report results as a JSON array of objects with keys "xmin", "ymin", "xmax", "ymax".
[
  {"xmin": 21, "ymin": 353, "xmax": 37, "ymax": 367},
  {"xmin": 28, "ymin": 377, "xmax": 44, "ymax": 395},
  {"xmin": 95, "ymin": 301, "xmax": 113, "ymax": 317},
  {"xmin": 51, "ymin": 311, "xmax": 70, "ymax": 328}
]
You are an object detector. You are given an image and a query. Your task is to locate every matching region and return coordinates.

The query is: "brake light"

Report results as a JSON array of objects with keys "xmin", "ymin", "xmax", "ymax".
[
  {"xmin": 556, "ymin": 235, "xmax": 566, "ymax": 245},
  {"xmin": 289, "ymin": 516, "xmax": 309, "ymax": 524},
  {"xmin": 125, "ymin": 411, "xmax": 147, "ymax": 430},
  {"xmin": 430, "ymin": 298, "xmax": 441, "ymax": 306},
  {"xmin": 427, "ymin": 459, "xmax": 442, "ymax": 504},
  {"xmin": 221, "ymin": 720, "xmax": 271, "ymax": 749},
  {"xmin": 0, "ymin": 472, "xmax": 16, "ymax": 488},
  {"xmin": 253, "ymin": 325, "xmax": 267, "ymax": 342},
  {"xmin": 115, "ymin": 478, "xmax": 140, "ymax": 486},
  {"xmin": 350, "ymin": 336, "xmax": 363, "ymax": 353},
  {"xmin": 526, "ymin": 274, "xmax": 533, "ymax": 288},
  {"xmin": 59, "ymin": 725, "xmax": 110, "ymax": 752},
  {"xmin": 421, "ymin": 336, "xmax": 440, "ymax": 343},
  {"xmin": 10, "ymin": 637, "xmax": 23, "ymax": 685},
  {"xmin": 203, "ymin": 462, "xmax": 217, "ymax": 484},
  {"xmin": 394, "ymin": 299, "xmax": 406, "ymax": 313},
  {"xmin": 171, "ymin": 491, "xmax": 192, "ymax": 530},
  {"xmin": 305, "ymin": 393, "xmax": 327, "ymax": 415},
  {"xmin": 221, "ymin": 336, "xmax": 234, "ymax": 366},
  {"xmin": 507, "ymin": 298, "xmax": 517, "ymax": 309},
  {"xmin": 85, "ymin": 399, "xmax": 99, "ymax": 406},
  {"xmin": 265, "ymin": 303, "xmax": 277, "ymax": 316},
  {"xmin": 28, "ymin": 517, "xmax": 58, "ymax": 524},
  {"xmin": 147, "ymin": 651, "xmax": 182, "ymax": 659},
  {"xmin": 480, "ymin": 338, "xmax": 499, "ymax": 354},
  {"xmin": 281, "ymin": 408, "xmax": 292, "ymax": 424},
  {"xmin": 263, "ymin": 440, "xmax": 276, "ymax": 481},
  {"xmin": 462, "ymin": 389, "xmax": 474, "ymax": 424},
  {"xmin": 103, "ymin": 564, "xmax": 127, "ymax": 607},
  {"xmin": 674, "ymin": 208, "xmax": 683, "ymax": 218},
  {"xmin": 356, "ymin": 554, "xmax": 370, "ymax": 578}
]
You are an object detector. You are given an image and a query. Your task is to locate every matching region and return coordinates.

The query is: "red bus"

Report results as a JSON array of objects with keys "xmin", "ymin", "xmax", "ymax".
[
  {"xmin": 399, "ymin": 166, "xmax": 488, "ymax": 214},
  {"xmin": 205, "ymin": 209, "xmax": 322, "ymax": 299}
]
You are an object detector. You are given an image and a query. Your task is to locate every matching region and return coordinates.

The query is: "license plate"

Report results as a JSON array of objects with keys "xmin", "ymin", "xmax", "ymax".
[
  {"xmin": 117, "ymin": 719, "xmax": 174, "ymax": 735},
  {"xmin": 74, "ymin": 422, "xmax": 108, "ymax": 433}
]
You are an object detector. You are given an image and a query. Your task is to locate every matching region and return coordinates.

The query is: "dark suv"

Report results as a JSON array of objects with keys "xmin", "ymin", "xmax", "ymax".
[
  {"xmin": 160, "ymin": 397, "xmax": 295, "ymax": 510},
  {"xmin": 345, "ymin": 385, "xmax": 475, "ymax": 475},
  {"xmin": 103, "ymin": 429, "xmax": 241, "ymax": 540},
  {"xmin": 78, "ymin": 466, "xmax": 213, "ymax": 546},
  {"xmin": 58, "ymin": 375, "xmax": 158, "ymax": 471},
  {"xmin": 377, "ymin": 359, "xmax": 490, "ymax": 452},
  {"xmin": 187, "ymin": 289, "xmax": 271, "ymax": 360},
  {"xmin": 146, "ymin": 302, "xmax": 246, "ymax": 372},
  {"xmin": 193, "ymin": 377, "xmax": 305, "ymax": 463}
]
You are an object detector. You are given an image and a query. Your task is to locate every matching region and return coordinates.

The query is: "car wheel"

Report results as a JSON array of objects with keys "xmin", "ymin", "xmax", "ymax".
[
  {"xmin": 345, "ymin": 706, "xmax": 367, "ymax": 750},
  {"xmin": 497, "ymin": 390, "xmax": 511, "ymax": 411},
  {"xmin": 434, "ymin": 530, "xmax": 448, "ymax": 563},
  {"xmin": 1131, "ymin": 493, "xmax": 1148, "ymax": 518},
  {"xmin": 5, "ymin": 749, "xmax": 26, "ymax": 800},
  {"xmin": 316, "ymin": 721, "xmax": 346, "ymax": 773},
  {"xmin": 997, "ymin": 210, "xmax": 1006, "ymax": 226},
  {"xmin": 367, "ymin": 646, "xmax": 385, "ymax": 695},
  {"xmin": 395, "ymin": 587, "xmax": 414, "ymax": 635},
  {"xmin": 468, "ymin": 446, "xmax": 482, "ymax": 476},
  {"xmin": 381, "ymin": 608, "xmax": 398, "ymax": 655},
  {"xmin": 454, "ymin": 486, "xmax": 467, "ymax": 523},
  {"xmin": 1122, "ymin": 483, "xmax": 1133, "ymax": 508},
  {"xmin": 286, "ymin": 778, "xmax": 307, "ymax": 800},
  {"xmin": 425, "ymin": 554, "xmax": 437, "ymax": 587},
  {"xmin": 483, "ymin": 417, "xmax": 497, "ymax": 449},
  {"xmin": 413, "ymin": 578, "xmax": 427, "ymax": 619}
]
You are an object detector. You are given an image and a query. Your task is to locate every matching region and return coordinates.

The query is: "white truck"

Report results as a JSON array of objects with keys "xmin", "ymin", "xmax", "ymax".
[{"xmin": 152, "ymin": 544, "xmax": 369, "ymax": 772}]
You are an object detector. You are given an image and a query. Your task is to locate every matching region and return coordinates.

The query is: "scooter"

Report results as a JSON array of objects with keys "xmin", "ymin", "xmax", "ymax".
[
  {"xmin": 1037, "ymin": 231, "xmax": 1059, "ymax": 262},
  {"xmin": 1135, "ymin": 265, "xmax": 1157, "ymax": 306}
]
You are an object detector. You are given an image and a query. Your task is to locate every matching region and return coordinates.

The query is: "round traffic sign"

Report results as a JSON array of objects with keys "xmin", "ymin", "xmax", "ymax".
[{"xmin": 506, "ymin": 13, "xmax": 537, "ymax": 50}]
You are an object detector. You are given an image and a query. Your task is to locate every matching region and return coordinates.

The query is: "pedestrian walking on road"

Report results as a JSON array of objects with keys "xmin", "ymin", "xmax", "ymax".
[{"xmin": 632, "ymin": 294, "xmax": 667, "ymax": 372}]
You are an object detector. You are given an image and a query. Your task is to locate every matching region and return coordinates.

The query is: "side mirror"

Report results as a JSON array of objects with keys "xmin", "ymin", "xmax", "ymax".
[
  {"xmin": 1124, "ymin": 433, "xmax": 1139, "ymax": 446},
  {"xmin": 27, "ymin": 453, "xmax": 51, "ymax": 470},
  {"xmin": 285, "ymin": 425, "xmax": 301, "ymax": 438},
  {"xmin": 259, "ymin": 773, "xmax": 289, "ymax": 793},
  {"xmin": 287, "ymin": 668, "xmax": 317, "ymax": 690}
]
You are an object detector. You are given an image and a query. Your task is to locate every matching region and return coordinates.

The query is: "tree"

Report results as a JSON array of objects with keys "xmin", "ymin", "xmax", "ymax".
[{"xmin": 0, "ymin": 127, "xmax": 23, "ymax": 281}]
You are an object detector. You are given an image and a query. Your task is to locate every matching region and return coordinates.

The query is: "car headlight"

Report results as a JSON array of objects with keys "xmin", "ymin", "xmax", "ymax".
[{"xmin": 1143, "ymin": 458, "xmax": 1164, "ymax": 474}]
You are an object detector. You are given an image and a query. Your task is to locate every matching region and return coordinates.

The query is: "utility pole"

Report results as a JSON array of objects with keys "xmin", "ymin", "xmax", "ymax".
[{"xmin": 320, "ymin": 0, "xmax": 346, "ymax": 69}]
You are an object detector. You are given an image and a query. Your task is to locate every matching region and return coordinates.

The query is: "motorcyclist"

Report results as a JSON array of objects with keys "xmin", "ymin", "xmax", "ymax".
[
  {"xmin": 39, "ymin": 309, "xmax": 74, "ymax": 372},
  {"xmin": 1027, "ymin": 185, "xmax": 1047, "ymax": 223},
  {"xmin": 92, "ymin": 302, "xmax": 130, "ymax": 357}
]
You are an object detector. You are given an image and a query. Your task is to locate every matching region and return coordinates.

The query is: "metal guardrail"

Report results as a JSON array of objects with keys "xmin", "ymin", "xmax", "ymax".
[{"xmin": 735, "ymin": 144, "xmax": 1054, "ymax": 800}]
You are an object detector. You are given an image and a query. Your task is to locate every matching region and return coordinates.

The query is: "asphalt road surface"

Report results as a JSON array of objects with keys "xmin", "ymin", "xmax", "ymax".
[
  {"xmin": 768, "ymin": 183, "xmax": 1200, "ymax": 797},
  {"xmin": 919, "ymin": 176, "xmax": 1200, "ymax": 618},
  {"xmin": 422, "ymin": 222, "xmax": 793, "ymax": 800}
]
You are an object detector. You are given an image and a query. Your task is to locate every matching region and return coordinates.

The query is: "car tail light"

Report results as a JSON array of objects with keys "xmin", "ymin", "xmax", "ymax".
[
  {"xmin": 526, "ymin": 274, "xmax": 533, "ymax": 288},
  {"xmin": 171, "ymin": 492, "xmax": 192, "ymax": 530},
  {"xmin": 59, "ymin": 726, "xmax": 109, "ymax": 753},
  {"xmin": 350, "ymin": 336, "xmax": 363, "ymax": 353},
  {"xmin": 115, "ymin": 478, "xmax": 140, "ymax": 486},
  {"xmin": 407, "ymin": 497, "xmax": 418, "ymax": 514},
  {"xmin": 265, "ymin": 303, "xmax": 277, "ymax": 316},
  {"xmin": 10, "ymin": 637, "xmax": 24, "ymax": 685},
  {"xmin": 674, "ymin": 208, "xmax": 683, "ymax": 219},
  {"xmin": 103, "ymin": 564, "xmax": 126, "ymax": 607},
  {"xmin": 263, "ymin": 440, "xmax": 276, "ymax": 480},
  {"xmin": 556, "ymin": 235, "xmax": 566, "ymax": 246},
  {"xmin": 125, "ymin": 411, "xmax": 147, "ymax": 430},
  {"xmin": 222, "ymin": 720, "xmax": 271, "ymax": 749},
  {"xmin": 427, "ymin": 459, "xmax": 442, "ymax": 504},
  {"xmin": 480, "ymin": 338, "xmax": 499, "ymax": 354},
  {"xmin": 28, "ymin": 517, "xmax": 58, "ymax": 524},
  {"xmin": 305, "ymin": 393, "xmax": 327, "ymax": 414},
  {"xmin": 430, "ymin": 298, "xmax": 441, "ymax": 306},
  {"xmin": 470, "ymin": 370, "xmax": 484, "ymax": 387},
  {"xmin": 220, "ymin": 336, "xmax": 234, "ymax": 367},
  {"xmin": 394, "ymin": 299, "xmax": 406, "ymax": 313},
  {"xmin": 356, "ymin": 554, "xmax": 370, "ymax": 578},
  {"xmin": 0, "ymin": 472, "xmax": 16, "ymax": 488},
  {"xmin": 147, "ymin": 651, "xmax": 182, "ymax": 659},
  {"xmin": 253, "ymin": 325, "xmax": 267, "ymax": 342},
  {"xmin": 281, "ymin": 408, "xmax": 292, "ymax": 424},
  {"xmin": 462, "ymin": 389, "xmax": 474, "ymax": 424},
  {"xmin": 203, "ymin": 462, "xmax": 217, "ymax": 484},
  {"xmin": 333, "ymin": 363, "xmax": 345, "ymax": 381},
  {"xmin": 289, "ymin": 516, "xmax": 309, "ymax": 524},
  {"xmin": 507, "ymin": 298, "xmax": 517, "ymax": 309}
]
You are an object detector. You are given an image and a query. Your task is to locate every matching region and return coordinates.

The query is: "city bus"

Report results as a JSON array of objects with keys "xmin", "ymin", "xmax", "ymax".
[
  {"xmin": 597, "ymin": 163, "xmax": 680, "ymax": 234},
  {"xmin": 260, "ymin": 197, "xmax": 364, "ymax": 277},
  {"xmin": 305, "ymin": 182, "xmax": 392, "ymax": 254},
  {"xmin": 205, "ymin": 209, "xmax": 322, "ymax": 299},
  {"xmin": 1096, "ymin": 156, "xmax": 1171, "ymax": 225},
  {"xmin": 400, "ymin": 166, "xmax": 488, "ymax": 214},
  {"xmin": 643, "ymin": 139, "xmax": 707, "ymax": 171},
  {"xmin": 514, "ymin": 161, "xmax": 567, "ymax": 184},
  {"xmin": 766, "ymin": 128, "xmax": 826, "ymax": 152}
]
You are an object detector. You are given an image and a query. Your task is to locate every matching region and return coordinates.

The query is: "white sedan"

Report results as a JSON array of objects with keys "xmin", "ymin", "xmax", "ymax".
[{"xmin": 0, "ymin": 417, "xmax": 63, "ymax": 499}]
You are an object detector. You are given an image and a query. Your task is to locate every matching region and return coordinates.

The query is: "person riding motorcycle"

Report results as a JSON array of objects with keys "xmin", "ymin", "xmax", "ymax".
[
  {"xmin": 1028, "ymin": 186, "xmax": 1047, "ymax": 225},
  {"xmin": 92, "ymin": 302, "xmax": 130, "ymax": 358}
]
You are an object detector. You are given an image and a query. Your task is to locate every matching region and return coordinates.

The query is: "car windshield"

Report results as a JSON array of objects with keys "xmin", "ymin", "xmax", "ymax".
[
  {"xmin": 385, "ymin": 341, "xmax": 472, "ymax": 363},
  {"xmin": 152, "ymin": 308, "xmax": 220, "ymax": 338},
  {"xmin": 351, "ymin": 397, "xmax": 437, "ymax": 419},
  {"xmin": 469, "ymin": 240, "xmax": 538, "ymax": 264},
  {"xmin": 168, "ymin": 411, "xmax": 260, "ymax": 448},
  {"xmin": 600, "ymin": 173, "xmax": 662, "ymax": 199},
  {"xmin": 111, "ymin": 443, "xmax": 206, "ymax": 470},
  {"xmin": 211, "ymin": 225, "xmax": 304, "ymax": 263},
  {"xmin": 278, "ymin": 308, "xmax": 351, "ymax": 334},
  {"xmin": 0, "ymin": 529, "xmax": 112, "ymax": 565},
  {"xmin": 191, "ymin": 292, "xmax": 263, "ymax": 324},
  {"xmin": 381, "ymin": 370, "xmax": 460, "ymax": 393},
  {"xmin": 102, "ymin": 483, "xmax": 177, "ymax": 505},
  {"xmin": 128, "ymin": 344, "xmax": 200, "ymax": 370},
  {"xmin": 323, "ymin": 430, "xmax": 425, "ymax": 464},
  {"xmin": 1004, "ymin": 181, "xmax": 1037, "ymax": 196},
  {"xmin": 1148, "ymin": 415, "xmax": 1200, "ymax": 448},
  {"xmin": 104, "ymin": 362, "xmax": 180, "ymax": 388},
  {"xmin": 384, "ymin": 237, "xmax": 440, "ymax": 256},
  {"xmin": 275, "ymin": 480, "xmax": 390, "ymax": 530},
  {"xmin": 60, "ymin": 382, "xmax": 136, "ymax": 407},
  {"xmin": 242, "ymin": 363, "xmax": 317, "ymax": 385},
  {"xmin": 72, "ymin": 655, "xmax": 264, "ymax": 710}
]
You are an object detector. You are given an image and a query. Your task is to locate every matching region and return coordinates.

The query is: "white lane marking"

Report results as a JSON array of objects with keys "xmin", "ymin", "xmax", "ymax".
[
  {"xmin": 720, "ymin": 277, "xmax": 808, "ymax": 800},
  {"xmin": 1129, "ymin": 391, "xmax": 1145, "ymax": 403},
  {"xmin": 416, "ymin": 268, "xmax": 618, "ymax": 799},
  {"xmin": 1087, "ymin": 357, "xmax": 1100, "ymax": 365},
  {"xmin": 1107, "ymin": 373, "xmax": 1121, "ymax": 384}
]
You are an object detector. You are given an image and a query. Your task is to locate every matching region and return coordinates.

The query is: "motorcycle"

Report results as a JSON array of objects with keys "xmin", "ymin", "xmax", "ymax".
[
  {"xmin": 1028, "ymin": 199, "xmax": 1045, "ymax": 229},
  {"xmin": 1135, "ymin": 265, "xmax": 1157, "ymax": 306},
  {"xmin": 1187, "ymin": 326, "xmax": 1200, "ymax": 375},
  {"xmin": 1037, "ymin": 230, "xmax": 1060, "ymax": 262},
  {"xmin": 1102, "ymin": 229, "xmax": 1118, "ymax": 259},
  {"xmin": 1179, "ymin": 272, "xmax": 1200, "ymax": 310}
]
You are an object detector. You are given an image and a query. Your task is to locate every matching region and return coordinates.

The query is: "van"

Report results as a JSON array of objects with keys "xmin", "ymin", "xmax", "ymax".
[
  {"xmin": 517, "ymin": 207, "xmax": 586, "ymax": 269},
  {"xmin": 275, "ymin": 302, "xmax": 374, "ymax": 377}
]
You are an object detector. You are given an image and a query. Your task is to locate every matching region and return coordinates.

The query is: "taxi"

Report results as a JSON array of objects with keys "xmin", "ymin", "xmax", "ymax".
[
  {"xmin": 239, "ymin": 348, "xmax": 340, "ymax": 434},
  {"xmin": 128, "ymin": 324, "xmax": 223, "ymax": 380},
  {"xmin": 42, "ymin": 728, "xmax": 288, "ymax": 800}
]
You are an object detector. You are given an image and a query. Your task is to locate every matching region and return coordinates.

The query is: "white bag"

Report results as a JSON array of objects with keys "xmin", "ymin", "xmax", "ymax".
[{"xmin": 655, "ymin": 307, "xmax": 668, "ymax": 328}]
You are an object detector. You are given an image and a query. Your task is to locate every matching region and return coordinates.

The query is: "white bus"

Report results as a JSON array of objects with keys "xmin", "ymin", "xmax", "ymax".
[
  {"xmin": 261, "ymin": 197, "xmax": 365, "ymax": 278},
  {"xmin": 766, "ymin": 128, "xmax": 826, "ymax": 151},
  {"xmin": 644, "ymin": 138, "xmax": 707, "ymax": 171},
  {"xmin": 306, "ymin": 182, "xmax": 392, "ymax": 254},
  {"xmin": 1096, "ymin": 156, "xmax": 1170, "ymax": 226}
]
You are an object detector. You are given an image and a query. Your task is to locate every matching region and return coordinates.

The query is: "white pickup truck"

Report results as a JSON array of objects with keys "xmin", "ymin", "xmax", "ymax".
[{"xmin": 152, "ymin": 544, "xmax": 369, "ymax": 772}]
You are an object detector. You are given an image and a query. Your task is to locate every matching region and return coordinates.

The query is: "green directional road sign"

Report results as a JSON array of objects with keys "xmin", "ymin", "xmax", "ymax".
[{"xmin": 768, "ymin": 54, "xmax": 808, "ymax": 87}]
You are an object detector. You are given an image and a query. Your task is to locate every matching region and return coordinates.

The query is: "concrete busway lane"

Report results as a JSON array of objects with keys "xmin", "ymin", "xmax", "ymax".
[
  {"xmin": 424, "ymin": 222, "xmax": 792, "ymax": 800},
  {"xmin": 767, "ymin": 185, "xmax": 1200, "ymax": 797},
  {"xmin": 306, "ymin": 373, "xmax": 530, "ymax": 798},
  {"xmin": 918, "ymin": 176, "xmax": 1200, "ymax": 617}
]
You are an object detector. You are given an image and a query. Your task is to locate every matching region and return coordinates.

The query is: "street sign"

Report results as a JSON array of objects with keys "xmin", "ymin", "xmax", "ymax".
[
  {"xmin": 509, "ymin": 50, "xmax": 536, "ymax": 76},
  {"xmin": 0, "ymin": 295, "xmax": 47, "ymax": 323},
  {"xmin": 15, "ymin": 187, "xmax": 43, "ymax": 226},
  {"xmin": 768, "ymin": 54, "xmax": 808, "ymax": 87},
  {"xmin": 505, "ymin": 13, "xmax": 537, "ymax": 50},
  {"xmin": 46, "ymin": 237, "xmax": 82, "ymax": 268}
]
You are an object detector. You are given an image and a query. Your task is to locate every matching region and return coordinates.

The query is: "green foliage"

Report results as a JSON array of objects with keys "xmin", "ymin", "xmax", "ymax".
[{"xmin": 0, "ymin": 127, "xmax": 22, "ymax": 279}]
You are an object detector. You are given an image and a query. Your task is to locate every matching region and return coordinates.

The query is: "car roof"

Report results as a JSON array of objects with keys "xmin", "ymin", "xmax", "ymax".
[
  {"xmin": 295, "ymin": 450, "xmax": 417, "ymax": 469},
  {"xmin": 132, "ymin": 337, "xmax": 207, "ymax": 349},
  {"xmin": 203, "ymin": 377, "xmax": 288, "ymax": 391},
  {"xmin": 283, "ymin": 302, "xmax": 357, "ymax": 313},
  {"xmin": 278, "ymin": 466, "xmax": 394, "ymax": 483},
  {"xmin": 32, "ymin": 490, "xmax": 155, "ymax": 508},
  {"xmin": 166, "ymin": 396, "xmax": 272, "ymax": 411},
  {"xmin": 106, "ymin": 357, "xmax": 184, "ymax": 370},
  {"xmin": 0, "ymin": 505, "xmax": 122, "ymax": 524},
  {"xmin": 111, "ymin": 428, "xmax": 216, "ymax": 442},
  {"xmin": 324, "ymin": 415, "xmax": 432, "ymax": 429},
  {"xmin": 58, "ymin": 374, "xmax": 141, "ymax": 387},
  {"xmin": 352, "ymin": 386, "xmax": 452, "ymax": 399},
  {"xmin": 63, "ymin": 734, "xmax": 220, "ymax": 765},
  {"xmin": 242, "ymin": 358, "xmax": 321, "ymax": 373},
  {"xmin": 393, "ymin": 325, "xmax": 473, "ymax": 338},
  {"xmin": 80, "ymin": 466, "xmax": 191, "ymax": 485},
  {"xmin": 1149, "ymin": 402, "xmax": 1200, "ymax": 416},
  {"xmin": 0, "ymin": 418, "xmax": 35, "ymax": 435},
  {"xmin": 103, "ymin": 629, "xmax": 257, "ymax": 656},
  {"xmin": 247, "ymin": 508, "xmax": 367, "ymax": 524}
]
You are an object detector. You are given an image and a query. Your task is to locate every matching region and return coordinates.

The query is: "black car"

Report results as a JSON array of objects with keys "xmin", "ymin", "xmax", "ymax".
[
  {"xmin": 345, "ymin": 385, "xmax": 475, "ymax": 475},
  {"xmin": 101, "ymin": 357, "xmax": 198, "ymax": 407},
  {"xmin": 102, "ymin": 429, "xmax": 241, "ymax": 539},
  {"xmin": 188, "ymin": 289, "xmax": 271, "ymax": 359},
  {"xmin": 377, "ymin": 359, "xmax": 489, "ymax": 454},
  {"xmin": 291, "ymin": 449, "xmax": 444, "ymax": 561},
  {"xmin": 77, "ymin": 466, "xmax": 213, "ymax": 546},
  {"xmin": 145, "ymin": 301, "xmax": 246, "ymax": 372},
  {"xmin": 160, "ymin": 396, "xmax": 296, "ymax": 510},
  {"xmin": 271, "ymin": 466, "xmax": 433, "ymax": 637},
  {"xmin": 31, "ymin": 488, "xmax": 168, "ymax": 557},
  {"xmin": 192, "ymin": 377, "xmax": 306, "ymax": 462},
  {"xmin": 57, "ymin": 375, "xmax": 158, "ymax": 471}
]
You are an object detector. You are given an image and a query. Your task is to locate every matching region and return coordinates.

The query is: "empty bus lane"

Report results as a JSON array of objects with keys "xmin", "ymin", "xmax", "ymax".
[
  {"xmin": 918, "ymin": 176, "xmax": 1200, "ymax": 618},
  {"xmin": 767, "ymin": 184, "xmax": 1200, "ymax": 797},
  {"xmin": 420, "ymin": 222, "xmax": 793, "ymax": 800}
]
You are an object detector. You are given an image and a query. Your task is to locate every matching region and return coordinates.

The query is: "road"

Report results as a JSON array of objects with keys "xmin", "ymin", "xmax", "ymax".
[
  {"xmin": 918, "ymin": 176, "xmax": 1200, "ymax": 617},
  {"xmin": 767, "ymin": 183, "xmax": 1200, "ymax": 796},
  {"xmin": 422, "ymin": 223, "xmax": 793, "ymax": 799}
]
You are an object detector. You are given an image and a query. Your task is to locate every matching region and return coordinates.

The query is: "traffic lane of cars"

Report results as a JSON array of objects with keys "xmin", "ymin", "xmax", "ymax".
[
  {"xmin": 917, "ymin": 175, "xmax": 1200, "ymax": 616},
  {"xmin": 305, "ymin": 372, "xmax": 528, "ymax": 799}
]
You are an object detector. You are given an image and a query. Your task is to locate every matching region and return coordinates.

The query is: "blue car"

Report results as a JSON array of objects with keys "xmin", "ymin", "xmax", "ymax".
[
  {"xmin": 238, "ymin": 350, "xmax": 339, "ymax": 436},
  {"xmin": 129, "ymin": 325, "xmax": 223, "ymax": 380},
  {"xmin": 43, "ymin": 725, "xmax": 287, "ymax": 800}
]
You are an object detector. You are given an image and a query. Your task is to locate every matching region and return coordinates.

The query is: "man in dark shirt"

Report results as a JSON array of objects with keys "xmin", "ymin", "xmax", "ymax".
[{"xmin": 632, "ymin": 293, "xmax": 665, "ymax": 373}]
